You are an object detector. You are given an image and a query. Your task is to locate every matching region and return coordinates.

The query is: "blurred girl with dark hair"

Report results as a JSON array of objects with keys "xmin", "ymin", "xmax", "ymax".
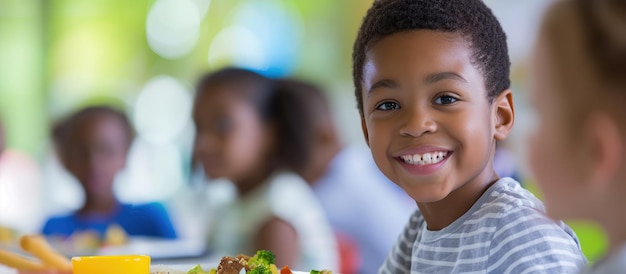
[{"xmin": 193, "ymin": 68, "xmax": 338, "ymax": 271}]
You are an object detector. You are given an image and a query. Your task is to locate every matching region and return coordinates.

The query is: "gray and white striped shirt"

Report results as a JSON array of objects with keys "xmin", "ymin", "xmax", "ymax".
[{"xmin": 379, "ymin": 177, "xmax": 586, "ymax": 274}]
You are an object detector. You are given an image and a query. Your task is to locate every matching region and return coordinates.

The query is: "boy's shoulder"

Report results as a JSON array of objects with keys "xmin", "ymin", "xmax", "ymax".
[
  {"xmin": 470, "ymin": 177, "xmax": 571, "ymax": 235},
  {"xmin": 477, "ymin": 177, "xmax": 545, "ymax": 217},
  {"xmin": 453, "ymin": 177, "xmax": 581, "ymax": 245},
  {"xmin": 473, "ymin": 178, "xmax": 586, "ymax": 272},
  {"xmin": 407, "ymin": 178, "xmax": 548, "ymax": 230},
  {"xmin": 478, "ymin": 179, "xmax": 585, "ymax": 260},
  {"xmin": 381, "ymin": 179, "xmax": 585, "ymax": 273},
  {"xmin": 405, "ymin": 177, "xmax": 574, "ymax": 238}
]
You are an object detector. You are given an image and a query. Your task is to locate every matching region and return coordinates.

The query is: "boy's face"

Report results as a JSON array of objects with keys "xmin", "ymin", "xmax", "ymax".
[
  {"xmin": 193, "ymin": 85, "xmax": 273, "ymax": 185},
  {"xmin": 360, "ymin": 30, "xmax": 506, "ymax": 203},
  {"xmin": 528, "ymin": 40, "xmax": 587, "ymax": 219}
]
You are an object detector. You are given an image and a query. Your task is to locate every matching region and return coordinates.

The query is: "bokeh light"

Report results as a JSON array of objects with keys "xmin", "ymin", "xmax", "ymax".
[
  {"xmin": 207, "ymin": 26, "xmax": 267, "ymax": 72},
  {"xmin": 207, "ymin": 0, "xmax": 303, "ymax": 77},
  {"xmin": 115, "ymin": 140, "xmax": 185, "ymax": 202},
  {"xmin": 133, "ymin": 75, "xmax": 192, "ymax": 145},
  {"xmin": 146, "ymin": 0, "xmax": 203, "ymax": 59}
]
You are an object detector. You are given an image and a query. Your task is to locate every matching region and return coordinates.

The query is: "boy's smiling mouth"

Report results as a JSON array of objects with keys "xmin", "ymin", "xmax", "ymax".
[
  {"xmin": 399, "ymin": 151, "xmax": 449, "ymax": 166},
  {"xmin": 394, "ymin": 148, "xmax": 452, "ymax": 176}
]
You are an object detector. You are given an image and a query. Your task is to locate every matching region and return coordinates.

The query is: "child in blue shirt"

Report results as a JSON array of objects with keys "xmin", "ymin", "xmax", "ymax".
[
  {"xmin": 529, "ymin": 0, "xmax": 626, "ymax": 273},
  {"xmin": 42, "ymin": 106, "xmax": 177, "ymax": 240},
  {"xmin": 351, "ymin": 0, "xmax": 586, "ymax": 272}
]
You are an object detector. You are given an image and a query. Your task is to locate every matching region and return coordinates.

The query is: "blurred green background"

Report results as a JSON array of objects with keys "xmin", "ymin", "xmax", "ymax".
[{"xmin": 0, "ymin": 0, "xmax": 371, "ymax": 157}]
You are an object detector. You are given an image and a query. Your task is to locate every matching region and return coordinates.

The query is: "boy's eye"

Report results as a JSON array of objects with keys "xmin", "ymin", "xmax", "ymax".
[
  {"xmin": 376, "ymin": 101, "xmax": 400, "ymax": 111},
  {"xmin": 434, "ymin": 95, "xmax": 458, "ymax": 105}
]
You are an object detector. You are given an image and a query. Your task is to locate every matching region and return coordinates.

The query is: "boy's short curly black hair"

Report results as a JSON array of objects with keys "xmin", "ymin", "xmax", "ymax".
[{"xmin": 352, "ymin": 0, "xmax": 511, "ymax": 116}]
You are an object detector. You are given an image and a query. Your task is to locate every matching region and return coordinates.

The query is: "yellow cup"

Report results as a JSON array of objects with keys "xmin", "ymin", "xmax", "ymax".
[{"xmin": 71, "ymin": 255, "xmax": 150, "ymax": 274}]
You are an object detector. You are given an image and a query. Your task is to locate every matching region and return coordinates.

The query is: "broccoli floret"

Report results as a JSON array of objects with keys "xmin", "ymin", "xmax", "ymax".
[
  {"xmin": 187, "ymin": 264, "xmax": 211, "ymax": 274},
  {"xmin": 247, "ymin": 250, "xmax": 276, "ymax": 268},
  {"xmin": 247, "ymin": 265, "xmax": 272, "ymax": 274}
]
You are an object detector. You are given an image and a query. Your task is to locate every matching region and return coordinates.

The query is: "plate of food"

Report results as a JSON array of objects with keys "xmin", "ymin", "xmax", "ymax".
[{"xmin": 150, "ymin": 250, "xmax": 333, "ymax": 274}]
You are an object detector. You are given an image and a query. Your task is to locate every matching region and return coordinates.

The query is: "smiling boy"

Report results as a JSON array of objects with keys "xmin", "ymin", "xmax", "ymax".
[{"xmin": 352, "ymin": 0, "xmax": 586, "ymax": 273}]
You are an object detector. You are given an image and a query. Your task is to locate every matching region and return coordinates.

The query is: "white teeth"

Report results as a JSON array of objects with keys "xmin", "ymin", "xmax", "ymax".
[
  {"xmin": 400, "ymin": 151, "xmax": 448, "ymax": 165},
  {"xmin": 423, "ymin": 153, "xmax": 432, "ymax": 164},
  {"xmin": 411, "ymin": 154, "xmax": 419, "ymax": 163}
]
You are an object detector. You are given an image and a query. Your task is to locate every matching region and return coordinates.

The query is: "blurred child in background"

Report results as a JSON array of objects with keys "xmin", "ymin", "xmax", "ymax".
[
  {"xmin": 275, "ymin": 78, "xmax": 415, "ymax": 274},
  {"xmin": 529, "ymin": 0, "xmax": 626, "ymax": 272},
  {"xmin": 41, "ymin": 106, "xmax": 177, "ymax": 241},
  {"xmin": 352, "ymin": 0, "xmax": 586, "ymax": 272},
  {"xmin": 193, "ymin": 68, "xmax": 338, "ymax": 270}
]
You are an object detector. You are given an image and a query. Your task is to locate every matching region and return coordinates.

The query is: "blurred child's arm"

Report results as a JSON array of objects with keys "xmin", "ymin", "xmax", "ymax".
[{"xmin": 254, "ymin": 216, "xmax": 299, "ymax": 269}]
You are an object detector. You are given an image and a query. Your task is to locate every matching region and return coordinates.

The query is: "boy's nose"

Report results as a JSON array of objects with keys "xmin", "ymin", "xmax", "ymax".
[{"xmin": 399, "ymin": 108, "xmax": 437, "ymax": 137}]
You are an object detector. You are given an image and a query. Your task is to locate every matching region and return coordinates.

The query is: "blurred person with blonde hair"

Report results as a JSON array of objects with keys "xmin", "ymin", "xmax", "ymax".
[{"xmin": 528, "ymin": 0, "xmax": 626, "ymax": 272}]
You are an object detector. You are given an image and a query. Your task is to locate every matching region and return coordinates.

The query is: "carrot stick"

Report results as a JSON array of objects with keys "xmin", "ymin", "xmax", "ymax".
[
  {"xmin": 19, "ymin": 235, "xmax": 71, "ymax": 271},
  {"xmin": 0, "ymin": 249, "xmax": 47, "ymax": 271}
]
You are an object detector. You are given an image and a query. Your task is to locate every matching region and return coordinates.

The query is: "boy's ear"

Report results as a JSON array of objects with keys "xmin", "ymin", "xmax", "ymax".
[
  {"xmin": 493, "ymin": 89, "xmax": 515, "ymax": 141},
  {"xmin": 584, "ymin": 112, "xmax": 623, "ymax": 188},
  {"xmin": 361, "ymin": 117, "xmax": 370, "ymax": 147}
]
